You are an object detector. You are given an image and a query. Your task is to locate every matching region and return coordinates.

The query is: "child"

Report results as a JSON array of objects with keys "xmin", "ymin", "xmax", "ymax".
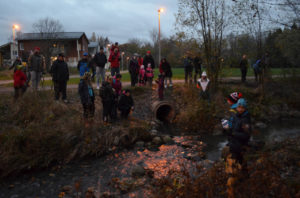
[
  {"xmin": 78, "ymin": 72, "xmax": 95, "ymax": 127},
  {"xmin": 145, "ymin": 63, "xmax": 154, "ymax": 86},
  {"xmin": 222, "ymin": 92, "xmax": 243, "ymax": 129},
  {"xmin": 99, "ymin": 78, "xmax": 116, "ymax": 123},
  {"xmin": 13, "ymin": 65, "xmax": 27, "ymax": 100},
  {"xmin": 197, "ymin": 71, "xmax": 210, "ymax": 100},
  {"xmin": 118, "ymin": 89, "xmax": 134, "ymax": 118},
  {"xmin": 155, "ymin": 74, "xmax": 165, "ymax": 100},
  {"xmin": 159, "ymin": 58, "xmax": 173, "ymax": 88},
  {"xmin": 139, "ymin": 65, "xmax": 146, "ymax": 86},
  {"xmin": 111, "ymin": 74, "xmax": 122, "ymax": 97},
  {"xmin": 224, "ymin": 98, "xmax": 251, "ymax": 197}
]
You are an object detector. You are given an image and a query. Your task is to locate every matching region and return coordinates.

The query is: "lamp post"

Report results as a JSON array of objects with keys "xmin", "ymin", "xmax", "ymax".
[
  {"xmin": 158, "ymin": 8, "xmax": 163, "ymax": 66},
  {"xmin": 12, "ymin": 24, "xmax": 19, "ymax": 43},
  {"xmin": 121, "ymin": 52, "xmax": 125, "ymax": 71}
]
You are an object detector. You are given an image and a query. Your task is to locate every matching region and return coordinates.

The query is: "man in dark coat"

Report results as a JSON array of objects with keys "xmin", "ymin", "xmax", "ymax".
[
  {"xmin": 99, "ymin": 80, "xmax": 115, "ymax": 123},
  {"xmin": 240, "ymin": 54, "xmax": 248, "ymax": 83},
  {"xmin": 94, "ymin": 46, "xmax": 107, "ymax": 89},
  {"xmin": 143, "ymin": 51, "xmax": 155, "ymax": 69},
  {"xmin": 184, "ymin": 54, "xmax": 193, "ymax": 83},
  {"xmin": 118, "ymin": 89, "xmax": 134, "ymax": 118},
  {"xmin": 50, "ymin": 53, "xmax": 69, "ymax": 102},
  {"xmin": 28, "ymin": 47, "xmax": 46, "ymax": 90},
  {"xmin": 193, "ymin": 55, "xmax": 202, "ymax": 83},
  {"xmin": 129, "ymin": 53, "xmax": 139, "ymax": 87}
]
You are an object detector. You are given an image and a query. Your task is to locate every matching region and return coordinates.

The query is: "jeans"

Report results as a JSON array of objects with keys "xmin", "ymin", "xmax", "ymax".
[
  {"xmin": 96, "ymin": 67, "xmax": 106, "ymax": 87},
  {"xmin": 30, "ymin": 71, "xmax": 42, "ymax": 90},
  {"xmin": 164, "ymin": 77, "xmax": 173, "ymax": 87},
  {"xmin": 54, "ymin": 81, "xmax": 67, "ymax": 100},
  {"xmin": 111, "ymin": 67, "xmax": 120, "ymax": 77}
]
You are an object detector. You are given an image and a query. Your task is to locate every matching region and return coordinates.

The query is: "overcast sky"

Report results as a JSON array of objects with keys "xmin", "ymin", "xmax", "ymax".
[{"xmin": 0, "ymin": 0, "xmax": 178, "ymax": 45}]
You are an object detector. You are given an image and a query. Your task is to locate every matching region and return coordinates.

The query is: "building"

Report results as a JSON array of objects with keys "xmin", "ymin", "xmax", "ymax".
[
  {"xmin": 88, "ymin": 41, "xmax": 100, "ymax": 56},
  {"xmin": 16, "ymin": 32, "xmax": 89, "ymax": 67},
  {"xmin": 0, "ymin": 42, "xmax": 18, "ymax": 67}
]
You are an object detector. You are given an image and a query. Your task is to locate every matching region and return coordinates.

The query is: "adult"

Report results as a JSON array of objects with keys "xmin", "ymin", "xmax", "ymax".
[
  {"xmin": 108, "ymin": 47, "xmax": 120, "ymax": 76},
  {"xmin": 50, "ymin": 53, "xmax": 69, "ymax": 102},
  {"xmin": 159, "ymin": 58, "xmax": 173, "ymax": 88},
  {"xmin": 129, "ymin": 53, "xmax": 139, "ymax": 87},
  {"xmin": 183, "ymin": 54, "xmax": 193, "ymax": 84},
  {"xmin": 193, "ymin": 55, "xmax": 202, "ymax": 83},
  {"xmin": 99, "ymin": 78, "xmax": 115, "ymax": 123},
  {"xmin": 28, "ymin": 47, "xmax": 46, "ymax": 90},
  {"xmin": 143, "ymin": 51, "xmax": 155, "ymax": 69},
  {"xmin": 9, "ymin": 56, "xmax": 22, "ymax": 72},
  {"xmin": 240, "ymin": 54, "xmax": 248, "ymax": 83},
  {"xmin": 94, "ymin": 46, "xmax": 107, "ymax": 89},
  {"xmin": 77, "ymin": 52, "xmax": 94, "ymax": 77}
]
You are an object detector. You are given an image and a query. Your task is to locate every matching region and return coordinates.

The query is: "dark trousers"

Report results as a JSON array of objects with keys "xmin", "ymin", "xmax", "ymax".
[
  {"xmin": 14, "ymin": 86, "xmax": 26, "ymax": 100},
  {"xmin": 111, "ymin": 100, "xmax": 118, "ymax": 120},
  {"xmin": 130, "ymin": 73, "xmax": 138, "ymax": 87},
  {"xmin": 54, "ymin": 81, "xmax": 67, "ymax": 100},
  {"xmin": 184, "ymin": 67, "xmax": 193, "ymax": 83},
  {"xmin": 120, "ymin": 109, "xmax": 131, "ymax": 118},
  {"xmin": 194, "ymin": 69, "xmax": 202, "ymax": 83},
  {"xmin": 102, "ymin": 101, "xmax": 113, "ymax": 120},
  {"xmin": 83, "ymin": 103, "xmax": 95, "ymax": 119},
  {"xmin": 241, "ymin": 68, "xmax": 247, "ymax": 83},
  {"xmin": 111, "ymin": 67, "xmax": 120, "ymax": 77},
  {"xmin": 158, "ymin": 86, "xmax": 164, "ymax": 100}
]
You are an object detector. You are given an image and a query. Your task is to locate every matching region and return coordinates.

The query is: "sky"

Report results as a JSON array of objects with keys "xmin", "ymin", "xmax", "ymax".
[{"xmin": 0, "ymin": 0, "xmax": 178, "ymax": 45}]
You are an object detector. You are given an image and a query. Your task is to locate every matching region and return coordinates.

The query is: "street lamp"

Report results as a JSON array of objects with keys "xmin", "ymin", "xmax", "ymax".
[
  {"xmin": 121, "ymin": 52, "xmax": 125, "ymax": 71},
  {"xmin": 12, "ymin": 24, "xmax": 20, "ymax": 43},
  {"xmin": 158, "ymin": 8, "xmax": 164, "ymax": 65}
]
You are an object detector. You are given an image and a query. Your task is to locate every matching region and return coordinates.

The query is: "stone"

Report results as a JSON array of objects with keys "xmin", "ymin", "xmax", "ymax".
[
  {"xmin": 31, "ymin": 182, "xmax": 40, "ymax": 188},
  {"xmin": 150, "ymin": 130, "xmax": 158, "ymax": 137},
  {"xmin": 255, "ymin": 122, "xmax": 267, "ymax": 129},
  {"xmin": 152, "ymin": 136, "xmax": 162, "ymax": 145},
  {"xmin": 162, "ymin": 135, "xmax": 173, "ymax": 144},
  {"xmin": 10, "ymin": 195, "xmax": 19, "ymax": 198},
  {"xmin": 113, "ymin": 136, "xmax": 120, "ymax": 146},
  {"xmin": 135, "ymin": 141, "xmax": 145, "ymax": 147},
  {"xmin": 61, "ymin": 185, "xmax": 72, "ymax": 193},
  {"xmin": 131, "ymin": 165, "xmax": 145, "ymax": 177}
]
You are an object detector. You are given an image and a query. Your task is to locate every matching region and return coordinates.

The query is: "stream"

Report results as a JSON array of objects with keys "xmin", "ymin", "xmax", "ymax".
[{"xmin": 1, "ymin": 120, "xmax": 299, "ymax": 198}]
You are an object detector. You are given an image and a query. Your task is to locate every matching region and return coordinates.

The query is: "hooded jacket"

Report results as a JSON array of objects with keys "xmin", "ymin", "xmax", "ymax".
[
  {"xmin": 118, "ymin": 93, "xmax": 134, "ymax": 112},
  {"xmin": 108, "ymin": 51, "xmax": 120, "ymax": 68},
  {"xmin": 50, "ymin": 60, "xmax": 69, "ymax": 82},
  {"xmin": 94, "ymin": 52, "xmax": 107, "ymax": 68},
  {"xmin": 13, "ymin": 70, "xmax": 27, "ymax": 88},
  {"xmin": 159, "ymin": 60, "xmax": 172, "ymax": 77}
]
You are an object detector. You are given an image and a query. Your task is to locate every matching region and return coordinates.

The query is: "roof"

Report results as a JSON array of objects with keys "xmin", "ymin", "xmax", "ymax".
[
  {"xmin": 88, "ymin": 42, "xmax": 99, "ymax": 48},
  {"xmin": 16, "ymin": 32, "xmax": 89, "ymax": 43},
  {"xmin": 0, "ymin": 42, "xmax": 13, "ymax": 49}
]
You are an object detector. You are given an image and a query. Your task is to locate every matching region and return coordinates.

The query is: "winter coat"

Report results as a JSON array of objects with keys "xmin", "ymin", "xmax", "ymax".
[
  {"xmin": 78, "ymin": 79, "xmax": 95, "ymax": 105},
  {"xmin": 160, "ymin": 61, "xmax": 172, "ymax": 77},
  {"xmin": 146, "ymin": 67, "xmax": 154, "ymax": 78},
  {"xmin": 99, "ymin": 81, "xmax": 115, "ymax": 102},
  {"xmin": 111, "ymin": 77, "xmax": 122, "ymax": 96},
  {"xmin": 240, "ymin": 59, "xmax": 248, "ymax": 70},
  {"xmin": 139, "ymin": 68, "xmax": 146, "ymax": 80},
  {"xmin": 77, "ymin": 59, "xmax": 94, "ymax": 77},
  {"xmin": 28, "ymin": 54, "xmax": 45, "ymax": 72},
  {"xmin": 94, "ymin": 52, "xmax": 107, "ymax": 68},
  {"xmin": 184, "ymin": 57, "xmax": 193, "ymax": 68},
  {"xmin": 138, "ymin": 57, "xmax": 143, "ymax": 67},
  {"xmin": 50, "ymin": 60, "xmax": 69, "ymax": 82},
  {"xmin": 227, "ymin": 111, "xmax": 251, "ymax": 154},
  {"xmin": 194, "ymin": 56, "xmax": 202, "ymax": 72},
  {"xmin": 129, "ymin": 59, "xmax": 139, "ymax": 75},
  {"xmin": 118, "ymin": 93, "xmax": 134, "ymax": 112},
  {"xmin": 143, "ymin": 55, "xmax": 155, "ymax": 69},
  {"xmin": 13, "ymin": 70, "xmax": 27, "ymax": 88},
  {"xmin": 108, "ymin": 52, "xmax": 120, "ymax": 68}
]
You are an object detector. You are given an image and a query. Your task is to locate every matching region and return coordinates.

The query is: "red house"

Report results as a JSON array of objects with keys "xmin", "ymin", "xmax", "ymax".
[{"xmin": 17, "ymin": 32, "xmax": 89, "ymax": 67}]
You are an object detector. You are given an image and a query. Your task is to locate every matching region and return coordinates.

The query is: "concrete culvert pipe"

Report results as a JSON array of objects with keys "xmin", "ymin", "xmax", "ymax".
[{"xmin": 152, "ymin": 101, "xmax": 175, "ymax": 123}]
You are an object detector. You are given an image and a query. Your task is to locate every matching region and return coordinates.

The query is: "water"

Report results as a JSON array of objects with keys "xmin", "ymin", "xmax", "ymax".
[{"xmin": 0, "ymin": 121, "xmax": 299, "ymax": 197}]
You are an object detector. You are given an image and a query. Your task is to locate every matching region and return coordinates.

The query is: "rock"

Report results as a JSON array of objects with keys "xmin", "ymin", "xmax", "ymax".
[
  {"xmin": 10, "ymin": 195, "xmax": 19, "ymax": 198},
  {"xmin": 150, "ymin": 130, "xmax": 158, "ymax": 137},
  {"xmin": 131, "ymin": 165, "xmax": 145, "ymax": 177},
  {"xmin": 162, "ymin": 135, "xmax": 173, "ymax": 144},
  {"xmin": 152, "ymin": 136, "xmax": 162, "ymax": 145},
  {"xmin": 135, "ymin": 141, "xmax": 145, "ymax": 147},
  {"xmin": 113, "ymin": 136, "xmax": 120, "ymax": 146},
  {"xmin": 212, "ymin": 130, "xmax": 223, "ymax": 136},
  {"xmin": 255, "ymin": 122, "xmax": 267, "ymax": 129},
  {"xmin": 31, "ymin": 182, "xmax": 40, "ymax": 188},
  {"xmin": 61, "ymin": 185, "xmax": 72, "ymax": 193},
  {"xmin": 289, "ymin": 110, "xmax": 300, "ymax": 118}
]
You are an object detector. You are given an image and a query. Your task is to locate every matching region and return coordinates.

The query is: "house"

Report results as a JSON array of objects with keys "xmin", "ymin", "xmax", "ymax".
[
  {"xmin": 16, "ymin": 32, "xmax": 89, "ymax": 67},
  {"xmin": 0, "ymin": 42, "xmax": 18, "ymax": 67},
  {"xmin": 88, "ymin": 41, "xmax": 100, "ymax": 56}
]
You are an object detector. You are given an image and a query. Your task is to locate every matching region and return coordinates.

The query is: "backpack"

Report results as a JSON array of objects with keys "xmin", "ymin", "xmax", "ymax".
[{"xmin": 253, "ymin": 59, "xmax": 261, "ymax": 73}]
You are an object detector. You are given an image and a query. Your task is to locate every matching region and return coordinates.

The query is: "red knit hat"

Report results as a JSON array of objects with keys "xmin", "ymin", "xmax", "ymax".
[
  {"xmin": 227, "ymin": 92, "xmax": 243, "ymax": 103},
  {"xmin": 147, "ymin": 50, "xmax": 151, "ymax": 54}
]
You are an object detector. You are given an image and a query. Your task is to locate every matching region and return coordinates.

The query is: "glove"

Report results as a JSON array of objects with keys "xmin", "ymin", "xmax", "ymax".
[{"xmin": 221, "ymin": 119, "xmax": 229, "ymax": 129}]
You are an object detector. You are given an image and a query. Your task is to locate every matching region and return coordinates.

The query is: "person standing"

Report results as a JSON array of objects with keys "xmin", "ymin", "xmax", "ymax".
[
  {"xmin": 108, "ymin": 48, "xmax": 120, "ymax": 76},
  {"xmin": 129, "ymin": 53, "xmax": 139, "ymax": 87},
  {"xmin": 197, "ymin": 71, "xmax": 210, "ymax": 101},
  {"xmin": 184, "ymin": 54, "xmax": 193, "ymax": 84},
  {"xmin": 240, "ymin": 54, "xmax": 248, "ymax": 83},
  {"xmin": 77, "ymin": 52, "xmax": 94, "ymax": 77},
  {"xmin": 143, "ymin": 51, "xmax": 155, "ymax": 69},
  {"xmin": 94, "ymin": 47, "xmax": 107, "ymax": 89},
  {"xmin": 193, "ymin": 55, "xmax": 202, "ymax": 83},
  {"xmin": 99, "ymin": 78, "xmax": 115, "ymax": 123},
  {"xmin": 159, "ymin": 58, "xmax": 173, "ymax": 88},
  {"xmin": 9, "ymin": 56, "xmax": 22, "ymax": 72},
  {"xmin": 13, "ymin": 65, "xmax": 27, "ymax": 100},
  {"xmin": 28, "ymin": 47, "xmax": 46, "ymax": 90},
  {"xmin": 137, "ymin": 55, "xmax": 143, "ymax": 68},
  {"xmin": 50, "ymin": 53, "xmax": 69, "ymax": 103}
]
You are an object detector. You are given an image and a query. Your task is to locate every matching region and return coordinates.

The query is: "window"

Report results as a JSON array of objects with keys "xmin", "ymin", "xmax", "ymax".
[{"xmin": 19, "ymin": 43, "xmax": 24, "ymax": 50}]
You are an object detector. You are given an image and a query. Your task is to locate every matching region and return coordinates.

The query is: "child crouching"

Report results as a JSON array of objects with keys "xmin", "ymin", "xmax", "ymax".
[
  {"xmin": 78, "ymin": 72, "xmax": 95, "ymax": 127},
  {"xmin": 118, "ymin": 89, "xmax": 134, "ymax": 118}
]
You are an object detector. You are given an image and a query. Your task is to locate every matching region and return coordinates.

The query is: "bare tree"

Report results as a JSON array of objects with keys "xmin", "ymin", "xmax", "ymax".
[
  {"xmin": 32, "ymin": 17, "xmax": 64, "ymax": 70},
  {"xmin": 177, "ymin": 0, "xmax": 227, "ymax": 87}
]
